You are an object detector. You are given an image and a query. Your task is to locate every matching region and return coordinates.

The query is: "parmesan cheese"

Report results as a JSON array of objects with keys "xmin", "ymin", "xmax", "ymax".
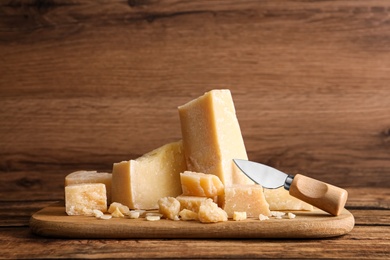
[
  {"xmin": 65, "ymin": 183, "xmax": 107, "ymax": 216},
  {"xmin": 222, "ymin": 185, "xmax": 270, "ymax": 218},
  {"xmin": 111, "ymin": 140, "xmax": 186, "ymax": 209},
  {"xmin": 65, "ymin": 170, "xmax": 112, "ymax": 204},
  {"xmin": 264, "ymin": 187, "xmax": 313, "ymax": 211},
  {"xmin": 180, "ymin": 171, "xmax": 224, "ymax": 197},
  {"xmin": 178, "ymin": 89, "xmax": 253, "ymax": 186},
  {"xmin": 158, "ymin": 197, "xmax": 181, "ymax": 220},
  {"xmin": 198, "ymin": 198, "xmax": 228, "ymax": 223},
  {"xmin": 176, "ymin": 195, "xmax": 209, "ymax": 213}
]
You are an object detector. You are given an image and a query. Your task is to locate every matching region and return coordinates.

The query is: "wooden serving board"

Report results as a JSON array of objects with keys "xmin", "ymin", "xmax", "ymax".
[{"xmin": 30, "ymin": 204, "xmax": 355, "ymax": 239}]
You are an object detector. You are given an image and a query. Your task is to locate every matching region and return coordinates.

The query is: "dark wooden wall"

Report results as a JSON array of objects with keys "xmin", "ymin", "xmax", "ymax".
[{"xmin": 1, "ymin": 0, "xmax": 390, "ymax": 202}]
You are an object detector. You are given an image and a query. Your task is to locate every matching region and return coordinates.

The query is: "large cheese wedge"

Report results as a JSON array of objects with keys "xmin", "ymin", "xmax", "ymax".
[
  {"xmin": 65, "ymin": 170, "xmax": 112, "ymax": 204},
  {"xmin": 180, "ymin": 171, "xmax": 224, "ymax": 197},
  {"xmin": 178, "ymin": 89, "xmax": 253, "ymax": 186},
  {"xmin": 222, "ymin": 184, "xmax": 270, "ymax": 218},
  {"xmin": 65, "ymin": 183, "xmax": 107, "ymax": 216},
  {"xmin": 111, "ymin": 140, "xmax": 186, "ymax": 210},
  {"xmin": 264, "ymin": 187, "xmax": 313, "ymax": 211}
]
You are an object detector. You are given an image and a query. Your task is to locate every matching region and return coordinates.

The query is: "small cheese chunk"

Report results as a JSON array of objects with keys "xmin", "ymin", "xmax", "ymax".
[
  {"xmin": 264, "ymin": 187, "xmax": 313, "ymax": 211},
  {"xmin": 180, "ymin": 171, "xmax": 224, "ymax": 197},
  {"xmin": 65, "ymin": 170, "xmax": 112, "ymax": 204},
  {"xmin": 65, "ymin": 183, "xmax": 107, "ymax": 216},
  {"xmin": 288, "ymin": 212, "xmax": 296, "ymax": 219},
  {"xmin": 111, "ymin": 207, "xmax": 125, "ymax": 218},
  {"xmin": 222, "ymin": 185, "xmax": 270, "ymax": 218},
  {"xmin": 99, "ymin": 214, "xmax": 112, "ymax": 220},
  {"xmin": 176, "ymin": 195, "xmax": 209, "ymax": 213},
  {"xmin": 108, "ymin": 202, "xmax": 130, "ymax": 215},
  {"xmin": 233, "ymin": 211, "xmax": 247, "ymax": 221},
  {"xmin": 158, "ymin": 197, "xmax": 181, "ymax": 220},
  {"xmin": 146, "ymin": 215, "xmax": 161, "ymax": 221},
  {"xmin": 127, "ymin": 211, "xmax": 141, "ymax": 219},
  {"xmin": 259, "ymin": 214, "xmax": 269, "ymax": 221},
  {"xmin": 112, "ymin": 140, "xmax": 186, "ymax": 209},
  {"xmin": 178, "ymin": 89, "xmax": 253, "ymax": 187},
  {"xmin": 179, "ymin": 209, "xmax": 199, "ymax": 221},
  {"xmin": 198, "ymin": 198, "xmax": 228, "ymax": 223}
]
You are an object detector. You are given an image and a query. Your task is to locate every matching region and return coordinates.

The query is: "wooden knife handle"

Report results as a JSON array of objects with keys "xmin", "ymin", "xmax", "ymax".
[{"xmin": 289, "ymin": 174, "xmax": 348, "ymax": 216}]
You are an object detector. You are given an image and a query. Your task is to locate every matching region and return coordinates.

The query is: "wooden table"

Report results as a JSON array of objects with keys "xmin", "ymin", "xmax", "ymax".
[{"xmin": 1, "ymin": 0, "xmax": 389, "ymax": 258}]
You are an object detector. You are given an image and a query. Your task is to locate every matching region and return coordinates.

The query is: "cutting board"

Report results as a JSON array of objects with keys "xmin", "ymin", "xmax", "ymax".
[{"xmin": 30, "ymin": 204, "xmax": 354, "ymax": 239}]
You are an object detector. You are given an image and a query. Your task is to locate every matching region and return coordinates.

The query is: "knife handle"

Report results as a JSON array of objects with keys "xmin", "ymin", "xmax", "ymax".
[{"xmin": 289, "ymin": 174, "xmax": 348, "ymax": 216}]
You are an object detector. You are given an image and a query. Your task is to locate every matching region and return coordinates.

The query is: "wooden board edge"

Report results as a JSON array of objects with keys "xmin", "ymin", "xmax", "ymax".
[{"xmin": 29, "ymin": 206, "xmax": 355, "ymax": 239}]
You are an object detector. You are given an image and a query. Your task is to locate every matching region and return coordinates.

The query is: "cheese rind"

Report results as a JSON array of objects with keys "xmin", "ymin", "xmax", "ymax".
[
  {"xmin": 112, "ymin": 140, "xmax": 186, "ymax": 210},
  {"xmin": 223, "ymin": 185, "xmax": 270, "ymax": 218},
  {"xmin": 65, "ymin": 170, "xmax": 112, "ymax": 204},
  {"xmin": 180, "ymin": 171, "xmax": 224, "ymax": 197},
  {"xmin": 65, "ymin": 183, "xmax": 107, "ymax": 216},
  {"xmin": 178, "ymin": 89, "xmax": 253, "ymax": 186},
  {"xmin": 264, "ymin": 187, "xmax": 313, "ymax": 211}
]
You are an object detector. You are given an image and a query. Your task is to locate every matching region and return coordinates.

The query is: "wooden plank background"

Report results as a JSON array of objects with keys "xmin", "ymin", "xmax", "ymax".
[{"xmin": 1, "ymin": 0, "xmax": 390, "ymax": 203}]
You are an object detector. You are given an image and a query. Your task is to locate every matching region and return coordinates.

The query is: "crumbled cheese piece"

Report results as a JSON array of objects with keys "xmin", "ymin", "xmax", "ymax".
[
  {"xmin": 146, "ymin": 215, "xmax": 161, "ymax": 221},
  {"xmin": 127, "ymin": 211, "xmax": 140, "ymax": 219},
  {"xmin": 99, "ymin": 214, "xmax": 112, "ymax": 220},
  {"xmin": 180, "ymin": 171, "xmax": 224, "ymax": 197},
  {"xmin": 198, "ymin": 198, "xmax": 228, "ymax": 223},
  {"xmin": 158, "ymin": 197, "xmax": 181, "ymax": 220},
  {"xmin": 111, "ymin": 207, "xmax": 125, "ymax": 218},
  {"xmin": 179, "ymin": 209, "xmax": 199, "ymax": 221},
  {"xmin": 108, "ymin": 202, "xmax": 130, "ymax": 215},
  {"xmin": 233, "ymin": 211, "xmax": 247, "ymax": 221},
  {"xmin": 288, "ymin": 212, "xmax": 296, "ymax": 219},
  {"xmin": 270, "ymin": 211, "xmax": 286, "ymax": 218},
  {"xmin": 223, "ymin": 184, "xmax": 270, "ymax": 218},
  {"xmin": 93, "ymin": 209, "xmax": 104, "ymax": 218},
  {"xmin": 264, "ymin": 187, "xmax": 313, "ymax": 211},
  {"xmin": 259, "ymin": 214, "xmax": 269, "ymax": 221},
  {"xmin": 176, "ymin": 195, "xmax": 209, "ymax": 213}
]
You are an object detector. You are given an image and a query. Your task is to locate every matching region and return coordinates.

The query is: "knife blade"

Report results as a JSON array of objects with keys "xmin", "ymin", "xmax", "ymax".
[{"xmin": 233, "ymin": 159, "xmax": 348, "ymax": 216}]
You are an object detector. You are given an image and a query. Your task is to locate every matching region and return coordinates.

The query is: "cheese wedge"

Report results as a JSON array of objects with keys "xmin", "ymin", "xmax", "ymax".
[
  {"xmin": 65, "ymin": 170, "xmax": 112, "ymax": 204},
  {"xmin": 180, "ymin": 171, "xmax": 224, "ymax": 197},
  {"xmin": 222, "ymin": 184, "xmax": 270, "ymax": 218},
  {"xmin": 264, "ymin": 187, "xmax": 313, "ymax": 211},
  {"xmin": 111, "ymin": 140, "xmax": 186, "ymax": 209},
  {"xmin": 65, "ymin": 183, "xmax": 107, "ymax": 216},
  {"xmin": 178, "ymin": 89, "xmax": 253, "ymax": 186}
]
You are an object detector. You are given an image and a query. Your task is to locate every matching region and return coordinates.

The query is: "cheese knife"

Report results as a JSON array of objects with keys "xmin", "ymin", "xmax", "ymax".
[{"xmin": 233, "ymin": 159, "xmax": 348, "ymax": 216}]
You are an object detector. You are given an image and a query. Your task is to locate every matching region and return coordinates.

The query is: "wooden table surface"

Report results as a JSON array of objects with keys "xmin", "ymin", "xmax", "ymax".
[{"xmin": 1, "ymin": 0, "xmax": 389, "ymax": 259}]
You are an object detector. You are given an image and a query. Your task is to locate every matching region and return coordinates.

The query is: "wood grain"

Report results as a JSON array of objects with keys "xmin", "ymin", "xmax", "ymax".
[
  {"xmin": 1, "ymin": 0, "xmax": 390, "ymax": 197},
  {"xmin": 1, "ymin": 226, "xmax": 389, "ymax": 259}
]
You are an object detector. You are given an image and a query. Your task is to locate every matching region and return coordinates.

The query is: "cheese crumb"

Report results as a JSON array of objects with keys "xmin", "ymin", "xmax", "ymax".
[
  {"xmin": 108, "ymin": 202, "xmax": 130, "ymax": 215},
  {"xmin": 270, "ymin": 211, "xmax": 286, "ymax": 218},
  {"xmin": 146, "ymin": 215, "xmax": 161, "ymax": 221},
  {"xmin": 111, "ymin": 207, "xmax": 125, "ymax": 218},
  {"xmin": 288, "ymin": 212, "xmax": 296, "ymax": 219},
  {"xmin": 93, "ymin": 209, "xmax": 104, "ymax": 218},
  {"xmin": 179, "ymin": 209, "xmax": 199, "ymax": 221},
  {"xmin": 233, "ymin": 211, "xmax": 247, "ymax": 221},
  {"xmin": 158, "ymin": 197, "xmax": 181, "ymax": 220},
  {"xmin": 99, "ymin": 214, "xmax": 112, "ymax": 220},
  {"xmin": 259, "ymin": 214, "xmax": 269, "ymax": 221},
  {"xmin": 127, "ymin": 211, "xmax": 140, "ymax": 219}
]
